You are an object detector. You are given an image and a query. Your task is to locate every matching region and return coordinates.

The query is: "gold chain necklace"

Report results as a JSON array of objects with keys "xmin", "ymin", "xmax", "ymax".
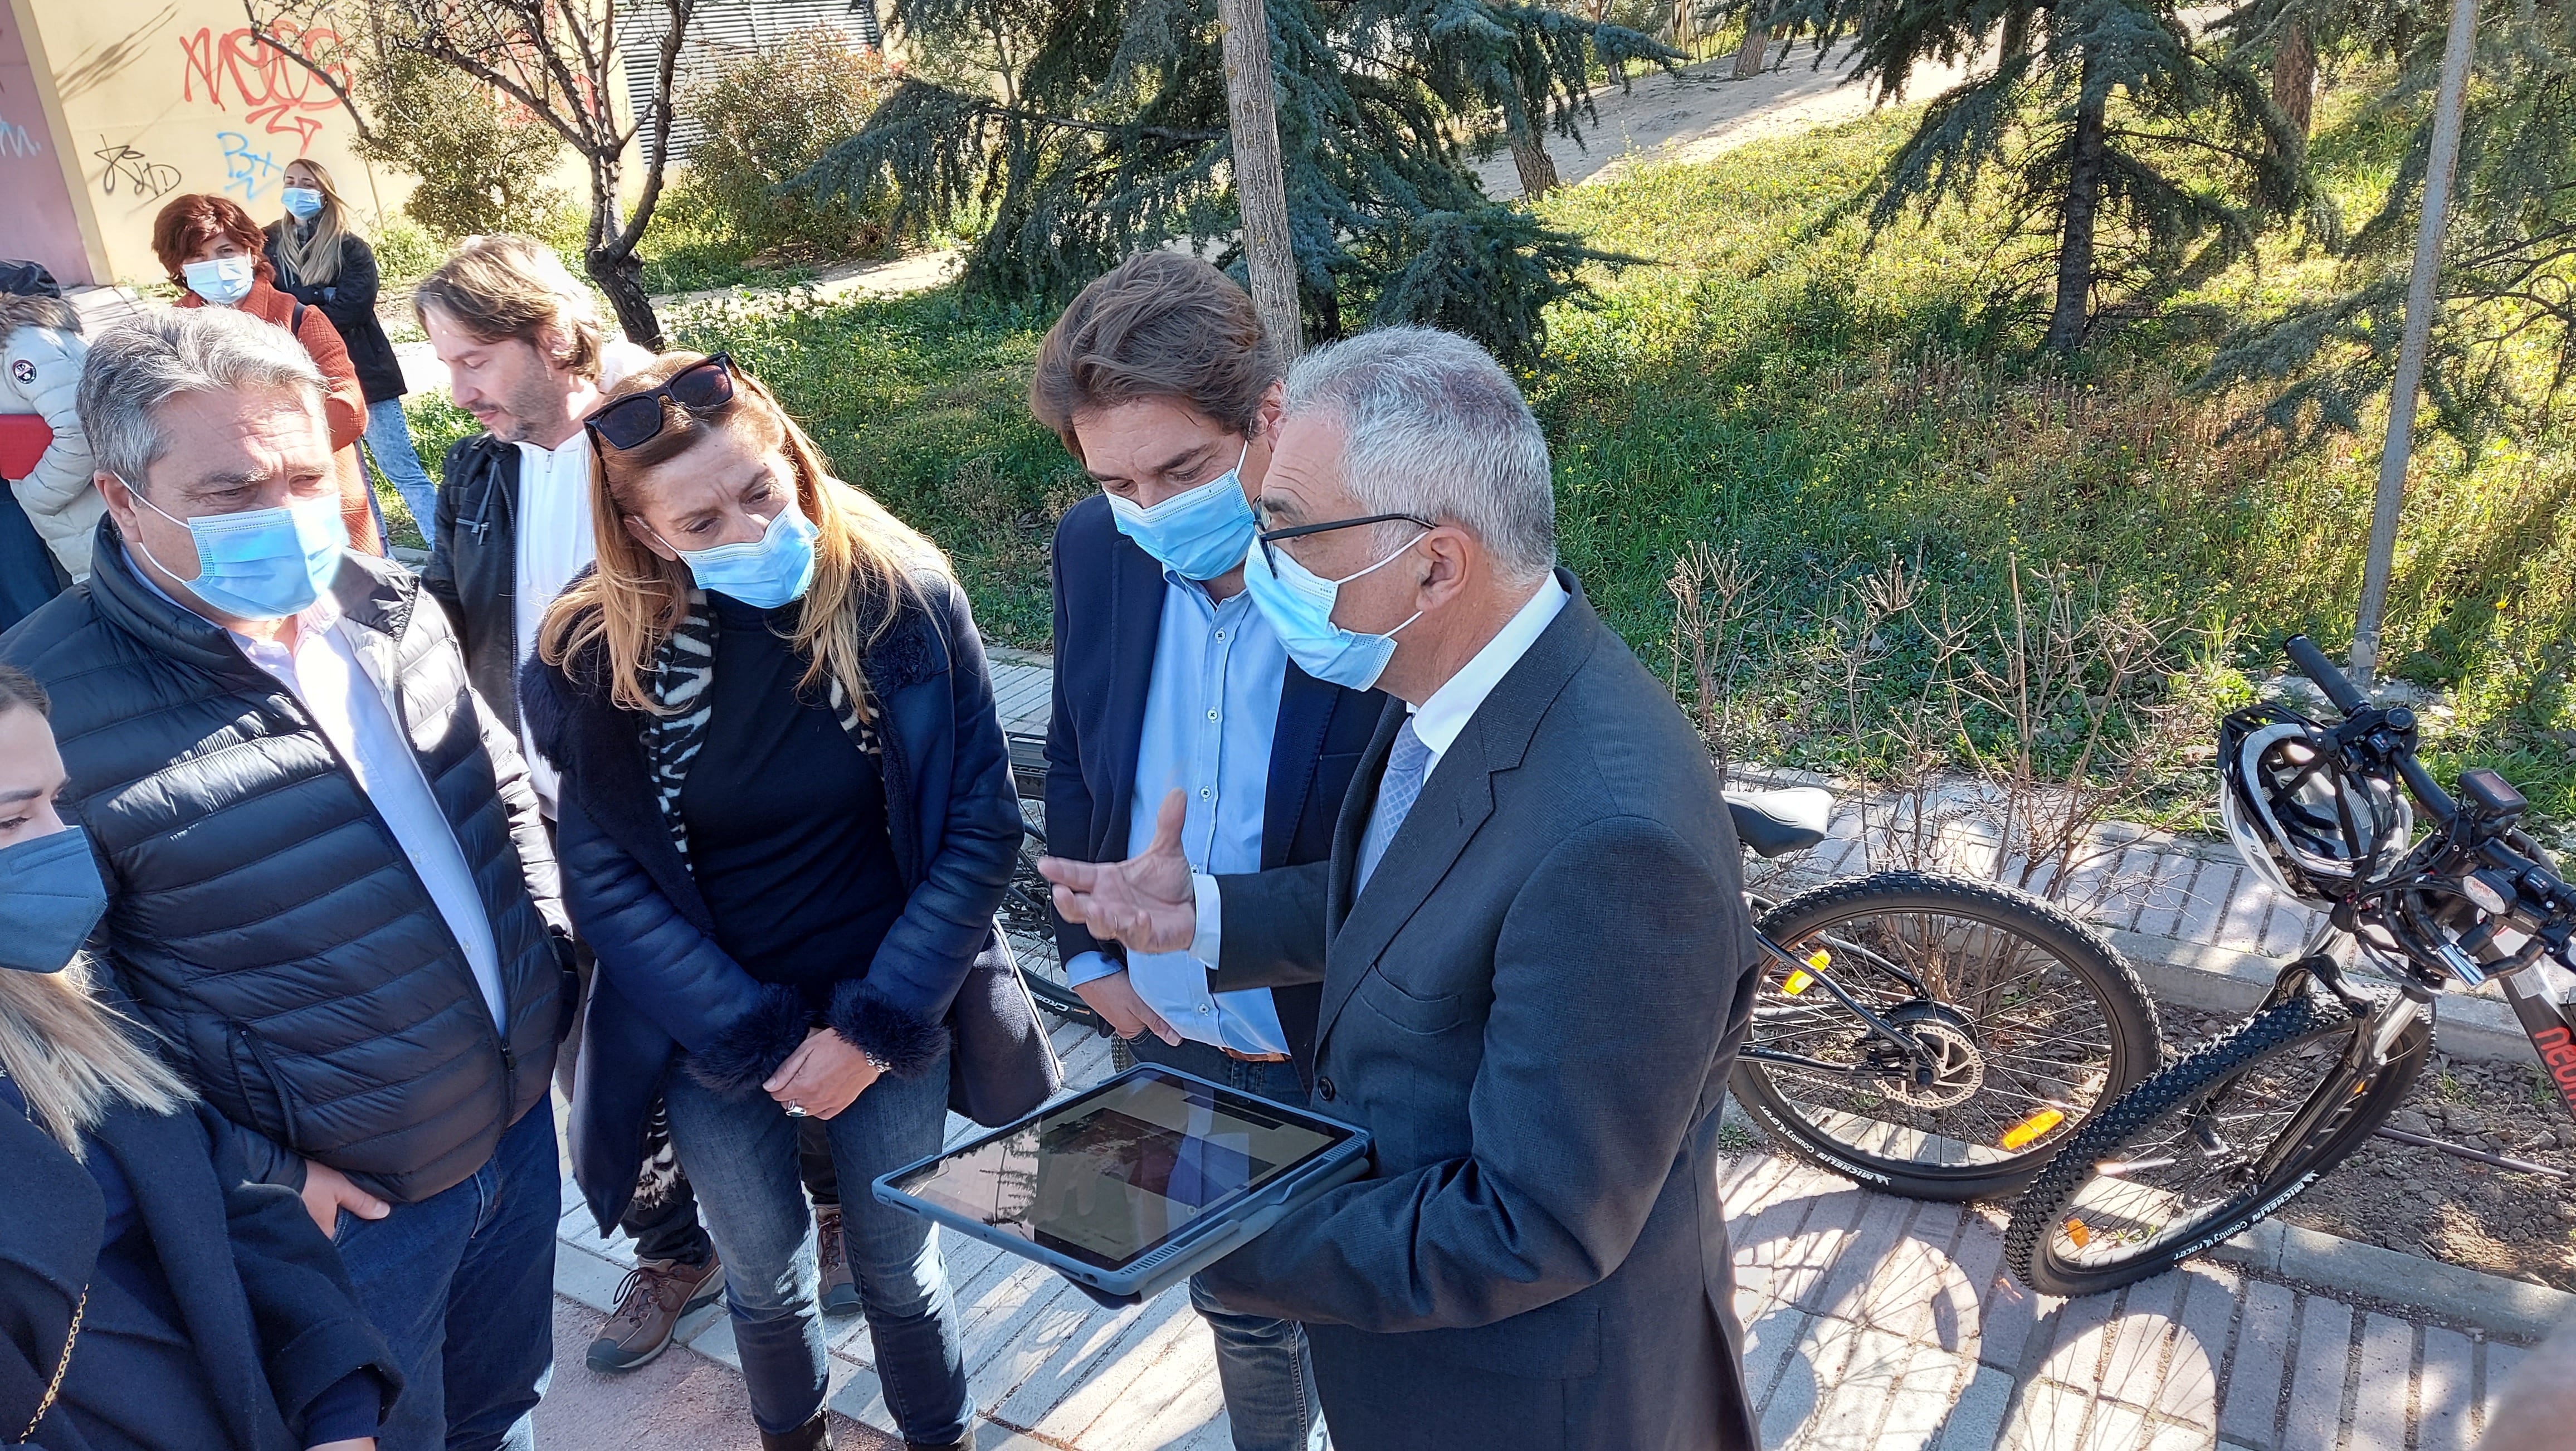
[{"xmin": 13, "ymin": 1284, "xmax": 86, "ymax": 1444}]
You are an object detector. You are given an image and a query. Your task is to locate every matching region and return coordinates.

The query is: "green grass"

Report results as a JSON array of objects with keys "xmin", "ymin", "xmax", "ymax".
[
  {"xmin": 402, "ymin": 95, "xmax": 2576, "ymax": 827},
  {"xmin": 1524, "ymin": 105, "xmax": 2576, "ymax": 824}
]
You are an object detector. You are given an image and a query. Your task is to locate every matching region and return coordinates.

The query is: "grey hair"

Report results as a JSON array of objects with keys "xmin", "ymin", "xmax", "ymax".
[
  {"xmin": 1280, "ymin": 325, "xmax": 1556, "ymax": 585},
  {"xmin": 77, "ymin": 306, "xmax": 326, "ymax": 493}
]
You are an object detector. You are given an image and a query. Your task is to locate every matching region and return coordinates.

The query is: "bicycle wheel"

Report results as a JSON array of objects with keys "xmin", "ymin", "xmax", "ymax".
[
  {"xmin": 2004, "ymin": 988, "xmax": 2430, "ymax": 1297},
  {"xmin": 996, "ymin": 805, "xmax": 1101, "ymax": 1030},
  {"xmin": 1728, "ymin": 871, "xmax": 2160, "ymax": 1201}
]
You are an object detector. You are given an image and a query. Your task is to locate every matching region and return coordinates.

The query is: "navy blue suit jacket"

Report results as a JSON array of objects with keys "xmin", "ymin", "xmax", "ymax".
[{"xmin": 1043, "ymin": 493, "xmax": 1383, "ymax": 1082}]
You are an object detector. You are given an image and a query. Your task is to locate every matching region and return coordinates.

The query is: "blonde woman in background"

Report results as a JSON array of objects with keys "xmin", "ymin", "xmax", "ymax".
[
  {"xmin": 265, "ymin": 159, "xmax": 438, "ymax": 542},
  {"xmin": 0, "ymin": 663, "xmax": 399, "ymax": 1451}
]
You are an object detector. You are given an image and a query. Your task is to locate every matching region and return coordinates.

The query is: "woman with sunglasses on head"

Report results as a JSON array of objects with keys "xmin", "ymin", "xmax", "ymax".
[
  {"xmin": 263, "ymin": 160, "xmax": 438, "ymax": 541},
  {"xmin": 0, "ymin": 664, "xmax": 399, "ymax": 1451},
  {"xmin": 522, "ymin": 355, "xmax": 1047, "ymax": 1451},
  {"xmin": 151, "ymin": 193, "xmax": 380, "ymax": 555}
]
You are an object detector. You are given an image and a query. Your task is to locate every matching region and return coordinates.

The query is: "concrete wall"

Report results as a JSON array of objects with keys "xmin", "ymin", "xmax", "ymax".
[{"xmin": 2, "ymin": 0, "xmax": 408, "ymax": 288}]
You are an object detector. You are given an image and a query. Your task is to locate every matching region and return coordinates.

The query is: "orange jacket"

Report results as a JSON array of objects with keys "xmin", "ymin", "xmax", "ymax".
[{"xmin": 178, "ymin": 281, "xmax": 382, "ymax": 555}]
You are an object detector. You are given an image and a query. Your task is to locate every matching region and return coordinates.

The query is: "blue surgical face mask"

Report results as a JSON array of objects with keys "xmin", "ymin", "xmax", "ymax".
[
  {"xmin": 1105, "ymin": 441, "xmax": 1257, "ymax": 581},
  {"xmin": 1241, "ymin": 528, "xmax": 1428, "ymax": 692},
  {"xmin": 281, "ymin": 187, "xmax": 325, "ymax": 220},
  {"xmin": 130, "ymin": 483, "xmax": 345, "ymax": 622},
  {"xmin": 0, "ymin": 826, "xmax": 108, "ymax": 975},
  {"xmin": 181, "ymin": 255, "xmax": 255, "ymax": 307},
  {"xmin": 657, "ymin": 502, "xmax": 819, "ymax": 610}
]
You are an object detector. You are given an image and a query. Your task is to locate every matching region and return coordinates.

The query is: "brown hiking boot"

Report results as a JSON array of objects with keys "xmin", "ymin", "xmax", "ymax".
[
  {"xmin": 815, "ymin": 1205, "xmax": 861, "ymax": 1316},
  {"xmin": 587, "ymin": 1254, "xmax": 725, "ymax": 1372}
]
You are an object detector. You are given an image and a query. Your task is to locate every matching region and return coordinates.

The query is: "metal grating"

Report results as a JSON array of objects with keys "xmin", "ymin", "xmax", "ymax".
[{"xmin": 618, "ymin": 0, "xmax": 884, "ymax": 165}]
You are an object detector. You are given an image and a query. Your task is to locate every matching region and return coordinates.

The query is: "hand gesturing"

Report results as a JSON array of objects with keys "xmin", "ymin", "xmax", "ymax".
[{"xmin": 1037, "ymin": 790, "xmax": 1199, "ymax": 956}]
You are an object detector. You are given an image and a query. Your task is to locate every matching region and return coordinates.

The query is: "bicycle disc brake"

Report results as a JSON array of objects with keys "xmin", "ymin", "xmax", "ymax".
[{"xmin": 1862, "ymin": 1002, "xmax": 1987, "ymax": 1109}]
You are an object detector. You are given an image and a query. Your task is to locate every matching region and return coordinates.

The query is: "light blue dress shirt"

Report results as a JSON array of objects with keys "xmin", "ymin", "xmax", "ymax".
[{"xmin": 1062, "ymin": 566, "xmax": 1292, "ymax": 1054}]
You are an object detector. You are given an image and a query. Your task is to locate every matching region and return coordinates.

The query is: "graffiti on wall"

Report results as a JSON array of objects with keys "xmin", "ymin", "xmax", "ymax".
[
  {"xmin": 94, "ymin": 138, "xmax": 182, "ymax": 198},
  {"xmin": 217, "ymin": 130, "xmax": 283, "ymax": 202},
  {"xmin": 177, "ymin": 22, "xmax": 350, "ymax": 154},
  {"xmin": 0, "ymin": 118, "xmax": 41, "ymax": 158}
]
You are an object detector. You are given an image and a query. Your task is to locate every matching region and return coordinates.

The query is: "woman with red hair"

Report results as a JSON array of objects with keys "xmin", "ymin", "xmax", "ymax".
[{"xmin": 151, "ymin": 194, "xmax": 381, "ymax": 554}]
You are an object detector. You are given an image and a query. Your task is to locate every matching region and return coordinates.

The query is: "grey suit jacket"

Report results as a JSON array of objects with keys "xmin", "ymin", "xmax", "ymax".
[{"xmin": 1196, "ymin": 572, "xmax": 1763, "ymax": 1450}]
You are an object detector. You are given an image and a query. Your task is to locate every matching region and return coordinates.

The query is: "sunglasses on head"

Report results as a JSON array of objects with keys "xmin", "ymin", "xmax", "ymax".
[{"xmin": 583, "ymin": 353, "xmax": 738, "ymax": 451}]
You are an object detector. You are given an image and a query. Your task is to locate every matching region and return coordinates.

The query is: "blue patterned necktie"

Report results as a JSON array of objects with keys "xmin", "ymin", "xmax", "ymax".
[{"xmin": 1357, "ymin": 717, "xmax": 1432, "ymax": 892}]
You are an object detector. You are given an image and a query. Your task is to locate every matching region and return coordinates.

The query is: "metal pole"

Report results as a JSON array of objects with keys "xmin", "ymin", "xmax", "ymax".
[
  {"xmin": 1216, "ymin": 0, "xmax": 1304, "ymax": 361},
  {"xmin": 2350, "ymin": 0, "xmax": 2479, "ymax": 687}
]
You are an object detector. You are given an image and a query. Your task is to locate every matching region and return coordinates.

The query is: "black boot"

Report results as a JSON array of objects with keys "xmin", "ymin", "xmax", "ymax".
[
  {"xmin": 760, "ymin": 1411, "xmax": 832, "ymax": 1451},
  {"xmin": 906, "ymin": 1437, "xmax": 973, "ymax": 1451}
]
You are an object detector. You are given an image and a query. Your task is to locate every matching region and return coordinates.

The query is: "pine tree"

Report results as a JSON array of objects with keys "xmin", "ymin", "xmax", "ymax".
[
  {"xmin": 1720, "ymin": 1, "xmax": 2320, "ymax": 353},
  {"xmin": 791, "ymin": 0, "xmax": 1677, "ymax": 366},
  {"xmin": 2198, "ymin": 4, "xmax": 2576, "ymax": 439}
]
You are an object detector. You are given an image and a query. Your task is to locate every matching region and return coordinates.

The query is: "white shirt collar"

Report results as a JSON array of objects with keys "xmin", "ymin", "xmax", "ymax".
[
  {"xmin": 123, "ymin": 543, "xmax": 343, "ymax": 653},
  {"xmin": 1407, "ymin": 572, "xmax": 1570, "ymax": 769}
]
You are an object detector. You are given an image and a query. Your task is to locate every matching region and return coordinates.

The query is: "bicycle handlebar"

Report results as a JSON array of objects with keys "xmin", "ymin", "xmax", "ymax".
[
  {"xmin": 2282, "ymin": 635, "xmax": 2370, "ymax": 715},
  {"xmin": 2280, "ymin": 635, "xmax": 2460, "ymax": 822}
]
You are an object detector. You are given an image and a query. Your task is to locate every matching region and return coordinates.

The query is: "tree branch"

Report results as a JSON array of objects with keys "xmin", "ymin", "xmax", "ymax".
[{"xmin": 241, "ymin": 0, "xmax": 372, "ymax": 143}]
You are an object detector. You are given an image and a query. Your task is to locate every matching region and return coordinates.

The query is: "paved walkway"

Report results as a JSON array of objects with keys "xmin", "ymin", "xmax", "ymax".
[
  {"xmin": 545, "ymin": 1011, "xmax": 2524, "ymax": 1449},
  {"xmin": 1471, "ymin": 40, "xmax": 1973, "ymax": 201}
]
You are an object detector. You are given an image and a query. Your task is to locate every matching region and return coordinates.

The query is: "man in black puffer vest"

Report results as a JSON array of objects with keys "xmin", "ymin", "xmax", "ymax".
[{"xmin": 1, "ymin": 307, "xmax": 571, "ymax": 1451}]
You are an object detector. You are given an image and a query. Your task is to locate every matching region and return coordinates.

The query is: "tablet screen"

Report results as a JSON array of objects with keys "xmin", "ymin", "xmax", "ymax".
[{"xmin": 889, "ymin": 1068, "xmax": 1353, "ymax": 1271}]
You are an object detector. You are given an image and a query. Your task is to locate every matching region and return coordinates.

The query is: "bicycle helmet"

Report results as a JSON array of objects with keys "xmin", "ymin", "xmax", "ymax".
[{"xmin": 2218, "ymin": 702, "xmax": 2412, "ymax": 904}]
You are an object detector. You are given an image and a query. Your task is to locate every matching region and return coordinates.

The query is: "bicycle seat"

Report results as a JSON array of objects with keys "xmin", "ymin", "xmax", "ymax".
[{"xmin": 1725, "ymin": 786, "xmax": 1835, "ymax": 858}]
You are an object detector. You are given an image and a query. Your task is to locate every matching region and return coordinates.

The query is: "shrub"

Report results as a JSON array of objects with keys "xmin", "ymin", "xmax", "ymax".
[
  {"xmin": 371, "ymin": 216, "xmax": 442, "ymax": 286},
  {"xmin": 354, "ymin": 45, "xmax": 568, "ymax": 240},
  {"xmin": 675, "ymin": 31, "xmax": 897, "ymax": 259}
]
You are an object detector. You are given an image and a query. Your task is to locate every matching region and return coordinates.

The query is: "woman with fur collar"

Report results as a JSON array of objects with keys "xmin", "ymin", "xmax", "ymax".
[{"xmin": 520, "ymin": 352, "xmax": 1048, "ymax": 1451}]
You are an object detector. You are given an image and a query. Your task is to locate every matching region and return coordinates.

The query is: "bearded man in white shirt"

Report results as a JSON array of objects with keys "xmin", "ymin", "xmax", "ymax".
[{"xmin": 414, "ymin": 235, "xmax": 804, "ymax": 1376}]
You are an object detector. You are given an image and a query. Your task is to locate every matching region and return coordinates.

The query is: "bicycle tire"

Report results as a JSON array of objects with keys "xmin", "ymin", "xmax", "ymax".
[
  {"xmin": 2003, "ymin": 988, "xmax": 2430, "ymax": 1297},
  {"xmin": 1728, "ymin": 870, "xmax": 2160, "ymax": 1202}
]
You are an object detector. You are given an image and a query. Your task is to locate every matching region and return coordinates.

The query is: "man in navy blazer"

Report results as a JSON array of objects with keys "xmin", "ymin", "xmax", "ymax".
[{"xmin": 1032, "ymin": 253, "xmax": 1382, "ymax": 1451}]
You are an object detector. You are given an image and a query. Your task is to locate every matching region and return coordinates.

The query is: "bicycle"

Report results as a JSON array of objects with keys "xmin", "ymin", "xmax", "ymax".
[
  {"xmin": 1002, "ymin": 734, "xmax": 2163, "ymax": 1193},
  {"xmin": 2004, "ymin": 635, "xmax": 2576, "ymax": 1297}
]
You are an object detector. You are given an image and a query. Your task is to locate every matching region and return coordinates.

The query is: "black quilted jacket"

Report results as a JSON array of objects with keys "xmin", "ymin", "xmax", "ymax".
[{"xmin": 0, "ymin": 518, "xmax": 572, "ymax": 1204}]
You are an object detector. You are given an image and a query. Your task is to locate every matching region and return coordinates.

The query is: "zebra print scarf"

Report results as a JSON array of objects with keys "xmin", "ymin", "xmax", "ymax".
[{"xmin": 640, "ymin": 588, "xmax": 881, "ymax": 862}]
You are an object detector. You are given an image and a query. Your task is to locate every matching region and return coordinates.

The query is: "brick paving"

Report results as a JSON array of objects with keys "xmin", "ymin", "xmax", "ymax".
[{"xmin": 547, "ymin": 1014, "xmax": 2523, "ymax": 1448}]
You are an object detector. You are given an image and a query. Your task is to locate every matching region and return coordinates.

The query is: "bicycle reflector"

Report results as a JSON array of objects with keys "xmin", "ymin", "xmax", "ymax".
[
  {"xmin": 2219, "ymin": 703, "xmax": 2411, "ymax": 905},
  {"xmin": 2001, "ymin": 1108, "xmax": 2065, "ymax": 1150}
]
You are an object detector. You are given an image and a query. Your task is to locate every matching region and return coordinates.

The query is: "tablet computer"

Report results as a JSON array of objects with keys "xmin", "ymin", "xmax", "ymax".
[{"xmin": 873, "ymin": 1064, "xmax": 1372, "ymax": 1304}]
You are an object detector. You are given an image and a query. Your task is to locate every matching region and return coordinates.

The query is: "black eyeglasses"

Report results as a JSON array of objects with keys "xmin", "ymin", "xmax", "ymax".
[
  {"xmin": 584, "ymin": 353, "xmax": 738, "ymax": 450},
  {"xmin": 1255, "ymin": 512, "xmax": 1436, "ymax": 575}
]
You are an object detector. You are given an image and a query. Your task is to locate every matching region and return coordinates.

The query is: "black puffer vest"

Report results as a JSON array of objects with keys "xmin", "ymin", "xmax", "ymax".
[{"xmin": 0, "ymin": 518, "xmax": 572, "ymax": 1203}]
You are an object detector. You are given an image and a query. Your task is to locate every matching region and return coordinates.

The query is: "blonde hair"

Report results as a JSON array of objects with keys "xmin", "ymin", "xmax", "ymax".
[
  {"xmin": 275, "ymin": 158, "xmax": 352, "ymax": 288},
  {"xmin": 538, "ymin": 353, "xmax": 945, "ymax": 717},
  {"xmin": 0, "ymin": 957, "xmax": 194, "ymax": 1156},
  {"xmin": 414, "ymin": 235, "xmax": 611, "ymax": 380}
]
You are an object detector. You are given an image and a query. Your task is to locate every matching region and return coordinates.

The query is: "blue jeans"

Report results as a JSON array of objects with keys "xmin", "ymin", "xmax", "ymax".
[
  {"xmin": 665, "ymin": 1050, "xmax": 970, "ymax": 1442},
  {"xmin": 364, "ymin": 397, "xmax": 439, "ymax": 541},
  {"xmin": 1132, "ymin": 1035, "xmax": 1327, "ymax": 1451},
  {"xmin": 331, "ymin": 1104, "xmax": 559, "ymax": 1451}
]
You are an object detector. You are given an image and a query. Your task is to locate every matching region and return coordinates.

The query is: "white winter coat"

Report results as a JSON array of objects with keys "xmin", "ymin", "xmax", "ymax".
[{"xmin": 1, "ymin": 294, "xmax": 98, "ymax": 581}]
